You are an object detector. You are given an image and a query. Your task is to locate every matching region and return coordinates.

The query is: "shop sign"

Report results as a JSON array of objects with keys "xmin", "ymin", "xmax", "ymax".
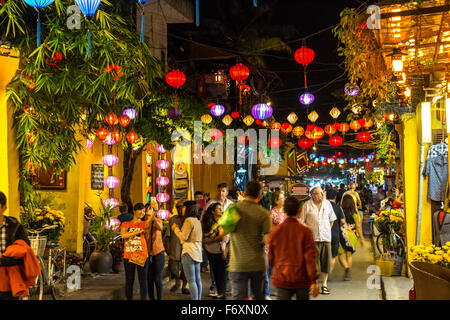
[
  {"xmin": 291, "ymin": 182, "xmax": 309, "ymax": 201},
  {"xmin": 91, "ymin": 164, "xmax": 104, "ymax": 190}
]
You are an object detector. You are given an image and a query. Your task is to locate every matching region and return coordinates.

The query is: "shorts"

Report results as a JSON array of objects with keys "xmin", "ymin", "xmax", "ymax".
[{"xmin": 315, "ymin": 242, "xmax": 332, "ymax": 274}]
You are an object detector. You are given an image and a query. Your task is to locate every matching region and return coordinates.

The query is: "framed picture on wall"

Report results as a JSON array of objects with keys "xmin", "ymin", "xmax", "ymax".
[{"xmin": 34, "ymin": 167, "xmax": 67, "ymax": 190}]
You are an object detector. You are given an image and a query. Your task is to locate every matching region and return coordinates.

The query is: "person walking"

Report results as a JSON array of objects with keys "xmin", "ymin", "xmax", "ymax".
[
  {"xmin": 172, "ymin": 201, "xmax": 203, "ymax": 300},
  {"xmin": 338, "ymin": 194, "xmax": 365, "ymax": 281},
  {"xmin": 120, "ymin": 203, "xmax": 151, "ymax": 300},
  {"xmin": 326, "ymin": 189, "xmax": 346, "ymax": 275},
  {"xmin": 299, "ymin": 186, "xmax": 336, "ymax": 295},
  {"xmin": 268, "ymin": 196, "xmax": 319, "ymax": 300},
  {"xmin": 228, "ymin": 180, "xmax": 272, "ymax": 300},
  {"xmin": 201, "ymin": 202, "xmax": 229, "ymax": 299},
  {"xmin": 144, "ymin": 201, "xmax": 165, "ymax": 300},
  {"xmin": 270, "ymin": 190, "xmax": 286, "ymax": 227},
  {"xmin": 342, "ymin": 183, "xmax": 362, "ymax": 210},
  {"xmin": 164, "ymin": 200, "xmax": 188, "ymax": 294}
]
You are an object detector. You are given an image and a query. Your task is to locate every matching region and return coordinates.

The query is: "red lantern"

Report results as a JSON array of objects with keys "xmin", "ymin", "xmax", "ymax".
[
  {"xmin": 325, "ymin": 124, "xmax": 336, "ymax": 136},
  {"xmin": 229, "ymin": 63, "xmax": 249, "ymax": 82},
  {"xmin": 298, "ymin": 138, "xmax": 313, "ymax": 149},
  {"xmin": 127, "ymin": 131, "xmax": 138, "ymax": 144},
  {"xmin": 358, "ymin": 118, "xmax": 366, "ymax": 126},
  {"xmin": 333, "ymin": 123, "xmax": 340, "ymax": 130},
  {"xmin": 105, "ymin": 112, "xmax": 118, "ymax": 126},
  {"xmin": 357, "ymin": 131, "xmax": 371, "ymax": 142},
  {"xmin": 97, "ymin": 128, "xmax": 109, "ymax": 141},
  {"xmin": 231, "ymin": 111, "xmax": 240, "ymax": 119},
  {"xmin": 281, "ymin": 123, "xmax": 292, "ymax": 133},
  {"xmin": 294, "ymin": 46, "xmax": 315, "ymax": 66},
  {"xmin": 112, "ymin": 129, "xmax": 122, "ymax": 143},
  {"xmin": 118, "ymin": 115, "xmax": 131, "ymax": 127},
  {"xmin": 104, "ymin": 65, "xmax": 123, "ymax": 81},
  {"xmin": 305, "ymin": 126, "xmax": 324, "ymax": 141},
  {"xmin": 255, "ymin": 119, "xmax": 263, "ymax": 125},
  {"xmin": 339, "ymin": 122, "xmax": 350, "ymax": 133},
  {"xmin": 268, "ymin": 138, "xmax": 282, "ymax": 149},
  {"xmin": 165, "ymin": 70, "xmax": 186, "ymax": 88},
  {"xmin": 329, "ymin": 135, "xmax": 343, "ymax": 147}
]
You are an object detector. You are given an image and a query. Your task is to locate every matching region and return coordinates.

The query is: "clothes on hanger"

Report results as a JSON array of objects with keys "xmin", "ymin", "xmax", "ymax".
[{"xmin": 423, "ymin": 141, "xmax": 449, "ymax": 202}]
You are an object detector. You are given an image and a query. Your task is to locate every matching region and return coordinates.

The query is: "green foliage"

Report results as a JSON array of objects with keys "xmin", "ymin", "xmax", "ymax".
[{"xmin": 87, "ymin": 199, "xmax": 120, "ymax": 253}]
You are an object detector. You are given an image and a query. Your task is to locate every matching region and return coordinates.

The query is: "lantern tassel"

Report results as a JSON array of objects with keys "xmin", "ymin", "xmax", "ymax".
[
  {"xmin": 175, "ymin": 94, "xmax": 178, "ymax": 110},
  {"xmin": 88, "ymin": 29, "xmax": 92, "ymax": 57},
  {"xmin": 37, "ymin": 10, "xmax": 41, "ymax": 47},
  {"xmin": 140, "ymin": 9, "xmax": 145, "ymax": 43},
  {"xmin": 239, "ymin": 83, "xmax": 242, "ymax": 105},
  {"xmin": 196, "ymin": 0, "xmax": 200, "ymax": 27},
  {"xmin": 304, "ymin": 69, "xmax": 308, "ymax": 89}
]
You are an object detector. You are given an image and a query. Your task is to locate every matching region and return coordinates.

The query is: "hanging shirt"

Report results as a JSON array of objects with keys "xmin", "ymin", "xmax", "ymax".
[{"xmin": 423, "ymin": 142, "xmax": 448, "ymax": 202}]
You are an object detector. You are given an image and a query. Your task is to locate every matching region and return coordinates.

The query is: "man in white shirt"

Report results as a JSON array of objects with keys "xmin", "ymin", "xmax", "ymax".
[
  {"xmin": 204, "ymin": 183, "xmax": 234, "ymax": 214},
  {"xmin": 299, "ymin": 186, "xmax": 336, "ymax": 295}
]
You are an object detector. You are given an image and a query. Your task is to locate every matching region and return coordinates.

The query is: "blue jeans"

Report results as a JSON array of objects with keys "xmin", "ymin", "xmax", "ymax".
[
  {"xmin": 181, "ymin": 253, "xmax": 202, "ymax": 300},
  {"xmin": 148, "ymin": 251, "xmax": 165, "ymax": 300},
  {"xmin": 123, "ymin": 258, "xmax": 149, "ymax": 300},
  {"xmin": 229, "ymin": 271, "xmax": 265, "ymax": 300}
]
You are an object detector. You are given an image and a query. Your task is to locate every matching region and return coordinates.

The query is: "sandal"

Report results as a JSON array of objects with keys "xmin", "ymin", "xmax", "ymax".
[{"xmin": 321, "ymin": 286, "xmax": 330, "ymax": 295}]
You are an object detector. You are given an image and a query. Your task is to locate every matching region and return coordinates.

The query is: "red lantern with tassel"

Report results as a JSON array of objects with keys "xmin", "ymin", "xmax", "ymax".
[
  {"xmin": 97, "ymin": 128, "xmax": 109, "ymax": 141},
  {"xmin": 112, "ymin": 129, "xmax": 122, "ymax": 143},
  {"xmin": 105, "ymin": 112, "xmax": 118, "ymax": 126},
  {"xmin": 166, "ymin": 69, "xmax": 186, "ymax": 111},
  {"xmin": 127, "ymin": 131, "xmax": 138, "ymax": 144},
  {"xmin": 229, "ymin": 63, "xmax": 249, "ymax": 105},
  {"xmin": 357, "ymin": 131, "xmax": 371, "ymax": 142},
  {"xmin": 329, "ymin": 135, "xmax": 343, "ymax": 147},
  {"xmin": 118, "ymin": 115, "xmax": 131, "ymax": 127}
]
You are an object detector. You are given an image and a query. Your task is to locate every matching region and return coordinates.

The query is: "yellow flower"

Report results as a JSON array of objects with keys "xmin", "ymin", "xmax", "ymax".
[{"xmin": 36, "ymin": 216, "xmax": 43, "ymax": 221}]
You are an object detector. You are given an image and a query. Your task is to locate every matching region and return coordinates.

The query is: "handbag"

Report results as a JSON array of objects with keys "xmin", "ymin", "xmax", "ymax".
[
  {"xmin": 130, "ymin": 253, "xmax": 148, "ymax": 267},
  {"xmin": 376, "ymin": 252, "xmax": 394, "ymax": 277},
  {"xmin": 217, "ymin": 203, "xmax": 240, "ymax": 233}
]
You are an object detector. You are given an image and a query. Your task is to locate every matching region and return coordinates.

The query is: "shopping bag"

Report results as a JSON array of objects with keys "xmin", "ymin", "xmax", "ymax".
[
  {"xmin": 218, "ymin": 203, "xmax": 240, "ymax": 233},
  {"xmin": 338, "ymin": 225, "xmax": 358, "ymax": 255},
  {"xmin": 376, "ymin": 252, "xmax": 394, "ymax": 277}
]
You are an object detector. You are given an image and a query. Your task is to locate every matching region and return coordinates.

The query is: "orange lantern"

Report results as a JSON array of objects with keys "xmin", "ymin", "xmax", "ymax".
[
  {"xmin": 271, "ymin": 122, "xmax": 281, "ymax": 130},
  {"xmin": 339, "ymin": 122, "xmax": 350, "ymax": 133},
  {"xmin": 350, "ymin": 120, "xmax": 361, "ymax": 132},
  {"xmin": 127, "ymin": 131, "xmax": 138, "ymax": 144},
  {"xmin": 358, "ymin": 118, "xmax": 366, "ymax": 126},
  {"xmin": 281, "ymin": 122, "xmax": 292, "ymax": 133},
  {"xmin": 292, "ymin": 126, "xmax": 304, "ymax": 137},
  {"xmin": 324, "ymin": 124, "xmax": 336, "ymax": 136},
  {"xmin": 112, "ymin": 129, "xmax": 122, "ymax": 143},
  {"xmin": 305, "ymin": 126, "xmax": 324, "ymax": 141},
  {"xmin": 119, "ymin": 115, "xmax": 131, "ymax": 127},
  {"xmin": 105, "ymin": 112, "xmax": 118, "ymax": 126}
]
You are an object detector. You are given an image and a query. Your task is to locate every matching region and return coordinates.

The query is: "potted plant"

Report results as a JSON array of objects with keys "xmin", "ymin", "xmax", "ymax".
[
  {"xmin": 408, "ymin": 242, "xmax": 450, "ymax": 300},
  {"xmin": 87, "ymin": 201, "xmax": 121, "ymax": 274}
]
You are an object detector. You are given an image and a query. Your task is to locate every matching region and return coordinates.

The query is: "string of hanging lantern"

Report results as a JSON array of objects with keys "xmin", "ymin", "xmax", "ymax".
[{"xmin": 156, "ymin": 144, "xmax": 170, "ymax": 220}]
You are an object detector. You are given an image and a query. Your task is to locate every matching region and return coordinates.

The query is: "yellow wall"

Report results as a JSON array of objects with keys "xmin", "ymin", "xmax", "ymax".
[{"xmin": 0, "ymin": 53, "xmax": 20, "ymax": 220}]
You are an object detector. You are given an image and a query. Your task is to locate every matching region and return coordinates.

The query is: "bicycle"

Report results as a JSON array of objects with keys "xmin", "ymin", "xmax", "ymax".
[
  {"xmin": 375, "ymin": 219, "xmax": 406, "ymax": 257},
  {"xmin": 25, "ymin": 224, "xmax": 62, "ymax": 300}
]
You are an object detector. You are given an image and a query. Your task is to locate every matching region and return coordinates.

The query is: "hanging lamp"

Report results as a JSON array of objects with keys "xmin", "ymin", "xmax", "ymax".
[
  {"xmin": 23, "ymin": 0, "xmax": 55, "ymax": 47},
  {"xmin": 75, "ymin": 0, "xmax": 102, "ymax": 57}
]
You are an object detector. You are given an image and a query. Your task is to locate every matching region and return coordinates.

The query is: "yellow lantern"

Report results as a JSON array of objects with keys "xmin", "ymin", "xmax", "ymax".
[
  {"xmin": 271, "ymin": 122, "xmax": 281, "ymax": 130},
  {"xmin": 308, "ymin": 111, "xmax": 319, "ymax": 123},
  {"xmin": 222, "ymin": 115, "xmax": 233, "ymax": 126},
  {"xmin": 350, "ymin": 120, "xmax": 361, "ymax": 131},
  {"xmin": 329, "ymin": 107, "xmax": 341, "ymax": 120},
  {"xmin": 287, "ymin": 112, "xmax": 298, "ymax": 124},
  {"xmin": 324, "ymin": 124, "xmax": 336, "ymax": 136},
  {"xmin": 243, "ymin": 115, "xmax": 255, "ymax": 126},
  {"xmin": 201, "ymin": 114, "xmax": 212, "ymax": 124},
  {"xmin": 292, "ymin": 126, "xmax": 304, "ymax": 137}
]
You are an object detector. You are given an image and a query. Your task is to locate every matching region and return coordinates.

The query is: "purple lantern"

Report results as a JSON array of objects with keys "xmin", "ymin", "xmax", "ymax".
[
  {"xmin": 156, "ymin": 176, "xmax": 169, "ymax": 187},
  {"xmin": 102, "ymin": 154, "xmax": 119, "ymax": 167},
  {"xmin": 210, "ymin": 104, "xmax": 225, "ymax": 117},
  {"xmin": 156, "ymin": 144, "xmax": 166, "ymax": 153},
  {"xmin": 156, "ymin": 159, "xmax": 169, "ymax": 170},
  {"xmin": 299, "ymin": 92, "xmax": 315, "ymax": 105},
  {"xmin": 157, "ymin": 209, "xmax": 170, "ymax": 220},
  {"xmin": 105, "ymin": 217, "xmax": 121, "ymax": 231},
  {"xmin": 156, "ymin": 192, "xmax": 170, "ymax": 203},
  {"xmin": 167, "ymin": 107, "xmax": 181, "ymax": 119},
  {"xmin": 344, "ymin": 85, "xmax": 359, "ymax": 96},
  {"xmin": 123, "ymin": 108, "xmax": 137, "ymax": 120},
  {"xmin": 251, "ymin": 103, "xmax": 273, "ymax": 120},
  {"xmin": 104, "ymin": 176, "xmax": 120, "ymax": 189},
  {"xmin": 103, "ymin": 198, "xmax": 120, "ymax": 209},
  {"xmin": 86, "ymin": 138, "xmax": 94, "ymax": 149}
]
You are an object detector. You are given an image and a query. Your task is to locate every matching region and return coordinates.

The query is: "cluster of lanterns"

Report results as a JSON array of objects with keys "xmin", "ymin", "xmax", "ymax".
[
  {"xmin": 308, "ymin": 153, "xmax": 375, "ymax": 168},
  {"xmin": 94, "ymin": 108, "xmax": 139, "ymax": 147},
  {"xmin": 155, "ymin": 144, "xmax": 170, "ymax": 220}
]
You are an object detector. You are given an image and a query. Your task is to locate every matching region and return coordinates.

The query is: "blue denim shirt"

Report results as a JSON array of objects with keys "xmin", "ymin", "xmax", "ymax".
[{"xmin": 423, "ymin": 142, "xmax": 448, "ymax": 202}]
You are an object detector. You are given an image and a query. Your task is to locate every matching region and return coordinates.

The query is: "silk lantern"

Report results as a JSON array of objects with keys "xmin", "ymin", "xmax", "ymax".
[
  {"xmin": 350, "ymin": 120, "xmax": 361, "ymax": 132},
  {"xmin": 75, "ymin": 0, "xmax": 102, "ymax": 57},
  {"xmin": 156, "ymin": 160, "xmax": 169, "ymax": 170},
  {"xmin": 293, "ymin": 126, "xmax": 304, "ymax": 137},
  {"xmin": 119, "ymin": 115, "xmax": 131, "ymax": 127},
  {"xmin": 308, "ymin": 111, "xmax": 319, "ymax": 123},
  {"xmin": 156, "ymin": 176, "xmax": 169, "ymax": 187},
  {"xmin": 243, "ymin": 115, "xmax": 254, "ymax": 126},
  {"xmin": 105, "ymin": 112, "xmax": 118, "ymax": 126},
  {"xmin": 103, "ymin": 198, "xmax": 119, "ymax": 209},
  {"xmin": 271, "ymin": 122, "xmax": 281, "ymax": 130},
  {"xmin": 127, "ymin": 131, "xmax": 138, "ymax": 144},
  {"xmin": 123, "ymin": 108, "xmax": 137, "ymax": 120},
  {"xmin": 222, "ymin": 115, "xmax": 233, "ymax": 126},
  {"xmin": 156, "ymin": 144, "xmax": 166, "ymax": 153},
  {"xmin": 156, "ymin": 193, "xmax": 170, "ymax": 203},
  {"xmin": 23, "ymin": 0, "xmax": 55, "ymax": 47},
  {"xmin": 157, "ymin": 209, "xmax": 170, "ymax": 220},
  {"xmin": 294, "ymin": 46, "xmax": 315, "ymax": 66},
  {"xmin": 299, "ymin": 138, "xmax": 313, "ymax": 149},
  {"xmin": 281, "ymin": 123, "xmax": 292, "ymax": 133},
  {"xmin": 329, "ymin": 107, "xmax": 341, "ymax": 120},
  {"xmin": 231, "ymin": 111, "xmax": 240, "ymax": 119},
  {"xmin": 103, "ymin": 154, "xmax": 119, "ymax": 167},
  {"xmin": 287, "ymin": 112, "xmax": 298, "ymax": 124},
  {"xmin": 325, "ymin": 124, "xmax": 336, "ymax": 136},
  {"xmin": 329, "ymin": 135, "xmax": 343, "ymax": 147},
  {"xmin": 230, "ymin": 63, "xmax": 250, "ymax": 105},
  {"xmin": 104, "ymin": 176, "xmax": 120, "ymax": 189},
  {"xmin": 300, "ymin": 92, "xmax": 315, "ymax": 105},
  {"xmin": 97, "ymin": 128, "xmax": 109, "ymax": 141},
  {"xmin": 112, "ymin": 129, "xmax": 122, "ymax": 143},
  {"xmin": 211, "ymin": 104, "xmax": 225, "ymax": 117},
  {"xmin": 201, "ymin": 114, "xmax": 212, "ymax": 124},
  {"xmin": 339, "ymin": 123, "xmax": 350, "ymax": 133},
  {"xmin": 357, "ymin": 131, "xmax": 371, "ymax": 142},
  {"xmin": 251, "ymin": 103, "xmax": 273, "ymax": 120}
]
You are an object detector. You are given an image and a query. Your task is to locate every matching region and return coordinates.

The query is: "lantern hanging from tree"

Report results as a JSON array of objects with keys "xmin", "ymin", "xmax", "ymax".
[
  {"xmin": 104, "ymin": 65, "xmax": 123, "ymax": 81},
  {"xmin": 103, "ymin": 154, "xmax": 119, "ymax": 167},
  {"xmin": 211, "ymin": 104, "xmax": 225, "ymax": 117},
  {"xmin": 166, "ymin": 69, "xmax": 186, "ymax": 111},
  {"xmin": 231, "ymin": 111, "xmax": 240, "ymax": 119},
  {"xmin": 329, "ymin": 135, "xmax": 343, "ymax": 147},
  {"xmin": 156, "ymin": 176, "xmax": 169, "ymax": 187},
  {"xmin": 293, "ymin": 126, "xmax": 304, "ymax": 137},
  {"xmin": 350, "ymin": 120, "xmax": 361, "ymax": 132},
  {"xmin": 105, "ymin": 112, "xmax": 118, "ymax": 126},
  {"xmin": 104, "ymin": 176, "xmax": 120, "ymax": 189},
  {"xmin": 281, "ymin": 123, "xmax": 292, "ymax": 134},
  {"xmin": 251, "ymin": 103, "xmax": 272, "ymax": 120},
  {"xmin": 294, "ymin": 46, "xmax": 315, "ymax": 66},
  {"xmin": 75, "ymin": 0, "xmax": 102, "ymax": 57},
  {"xmin": 156, "ymin": 144, "xmax": 166, "ymax": 153},
  {"xmin": 103, "ymin": 198, "xmax": 119, "ymax": 209},
  {"xmin": 97, "ymin": 128, "xmax": 109, "ymax": 141},
  {"xmin": 344, "ymin": 85, "xmax": 360, "ymax": 96},
  {"xmin": 300, "ymin": 92, "xmax": 315, "ymax": 105},
  {"xmin": 23, "ymin": 0, "xmax": 55, "ymax": 47},
  {"xmin": 118, "ymin": 115, "xmax": 131, "ymax": 127},
  {"xmin": 339, "ymin": 122, "xmax": 350, "ymax": 133},
  {"xmin": 123, "ymin": 108, "xmax": 137, "ymax": 120},
  {"xmin": 229, "ymin": 63, "xmax": 250, "ymax": 105},
  {"xmin": 112, "ymin": 129, "xmax": 122, "ymax": 143},
  {"xmin": 271, "ymin": 122, "xmax": 281, "ymax": 130},
  {"xmin": 363, "ymin": 119, "xmax": 373, "ymax": 129},
  {"xmin": 358, "ymin": 118, "xmax": 366, "ymax": 126}
]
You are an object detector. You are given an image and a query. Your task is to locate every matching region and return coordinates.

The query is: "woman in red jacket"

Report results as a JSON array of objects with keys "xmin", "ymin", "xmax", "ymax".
[{"xmin": 268, "ymin": 196, "xmax": 319, "ymax": 300}]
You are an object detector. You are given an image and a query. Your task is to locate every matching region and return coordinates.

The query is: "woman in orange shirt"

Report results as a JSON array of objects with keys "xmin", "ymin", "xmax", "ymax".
[
  {"xmin": 144, "ymin": 201, "xmax": 166, "ymax": 300},
  {"xmin": 121, "ymin": 203, "xmax": 151, "ymax": 300}
]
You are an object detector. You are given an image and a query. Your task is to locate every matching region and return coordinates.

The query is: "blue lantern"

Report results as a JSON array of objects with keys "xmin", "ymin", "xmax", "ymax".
[
  {"xmin": 137, "ymin": 0, "xmax": 146, "ymax": 42},
  {"xmin": 75, "ymin": 0, "xmax": 102, "ymax": 57},
  {"xmin": 309, "ymin": 153, "xmax": 316, "ymax": 160},
  {"xmin": 251, "ymin": 103, "xmax": 272, "ymax": 120},
  {"xmin": 23, "ymin": 0, "xmax": 55, "ymax": 47}
]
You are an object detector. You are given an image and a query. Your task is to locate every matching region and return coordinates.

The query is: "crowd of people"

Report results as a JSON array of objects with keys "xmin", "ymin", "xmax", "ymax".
[{"xmin": 116, "ymin": 179, "xmax": 403, "ymax": 301}]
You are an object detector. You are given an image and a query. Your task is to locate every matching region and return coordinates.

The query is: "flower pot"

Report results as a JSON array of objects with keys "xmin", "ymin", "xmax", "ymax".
[
  {"xmin": 89, "ymin": 250, "xmax": 113, "ymax": 274},
  {"xmin": 409, "ymin": 261, "xmax": 450, "ymax": 300}
]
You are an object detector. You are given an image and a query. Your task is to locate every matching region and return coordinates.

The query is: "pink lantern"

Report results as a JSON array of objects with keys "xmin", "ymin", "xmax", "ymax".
[
  {"xmin": 86, "ymin": 138, "xmax": 94, "ymax": 149},
  {"xmin": 156, "ymin": 160, "xmax": 169, "ymax": 170},
  {"xmin": 156, "ymin": 176, "xmax": 169, "ymax": 187},
  {"xmin": 156, "ymin": 193, "xmax": 170, "ymax": 203},
  {"xmin": 102, "ymin": 154, "xmax": 119, "ymax": 167},
  {"xmin": 103, "ymin": 198, "xmax": 120, "ymax": 209},
  {"xmin": 157, "ymin": 209, "xmax": 170, "ymax": 220},
  {"xmin": 156, "ymin": 144, "xmax": 166, "ymax": 153},
  {"xmin": 104, "ymin": 176, "xmax": 120, "ymax": 189},
  {"xmin": 105, "ymin": 217, "xmax": 121, "ymax": 231},
  {"xmin": 103, "ymin": 133, "xmax": 116, "ymax": 145}
]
